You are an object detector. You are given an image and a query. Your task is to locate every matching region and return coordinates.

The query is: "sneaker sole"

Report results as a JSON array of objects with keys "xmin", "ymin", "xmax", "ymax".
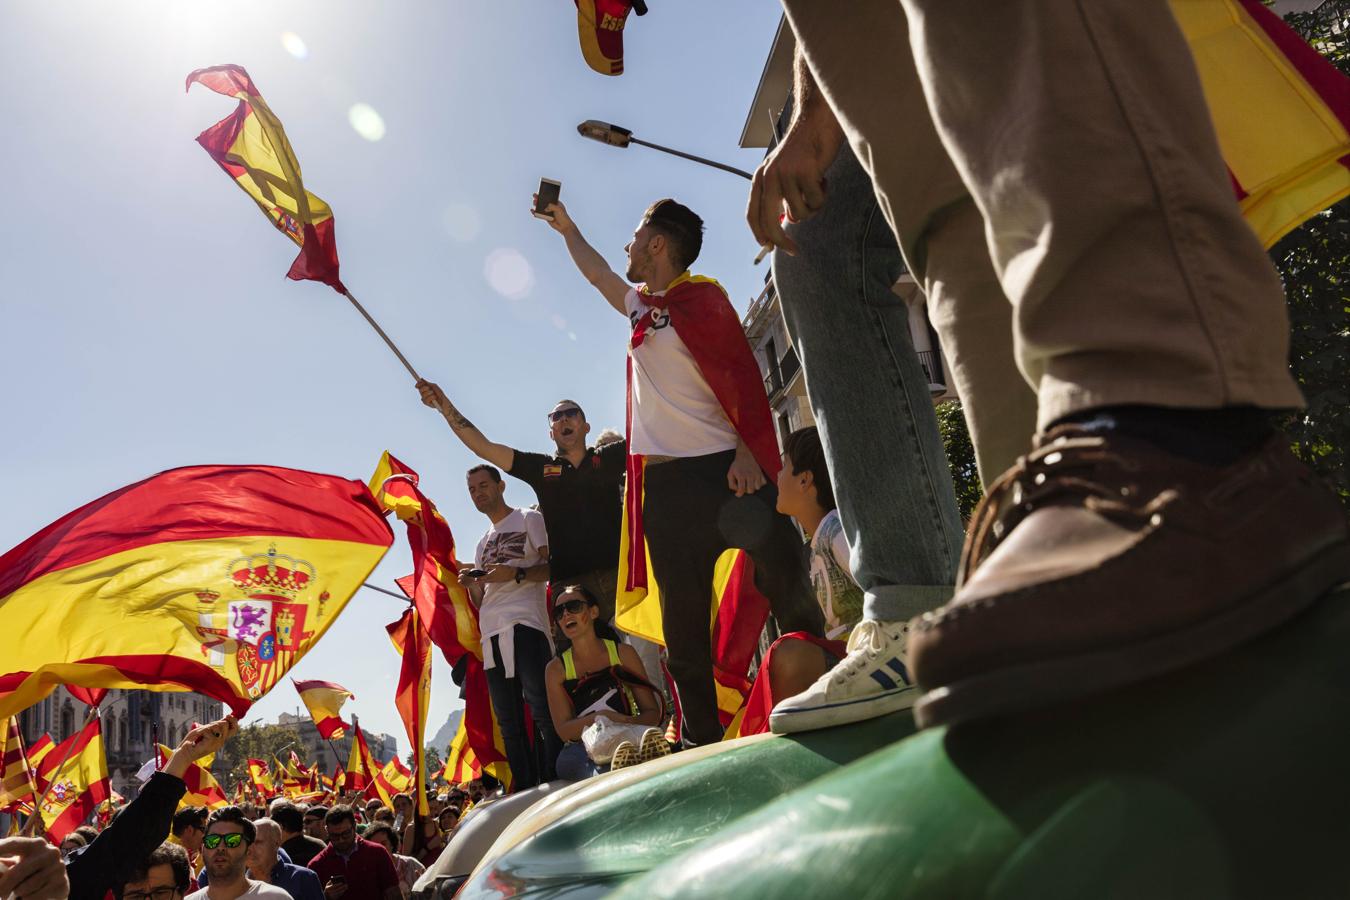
[
  {"xmin": 768, "ymin": 684, "xmax": 919, "ymax": 735},
  {"xmin": 915, "ymin": 539, "xmax": 1350, "ymax": 730},
  {"xmin": 637, "ymin": 731, "xmax": 671, "ymax": 763}
]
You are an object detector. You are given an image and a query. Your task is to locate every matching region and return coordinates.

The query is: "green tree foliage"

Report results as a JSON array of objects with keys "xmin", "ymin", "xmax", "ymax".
[
  {"xmin": 936, "ymin": 400, "xmax": 982, "ymax": 521},
  {"xmin": 1273, "ymin": 2, "xmax": 1350, "ymax": 510},
  {"xmin": 213, "ymin": 722, "xmax": 302, "ymax": 792}
]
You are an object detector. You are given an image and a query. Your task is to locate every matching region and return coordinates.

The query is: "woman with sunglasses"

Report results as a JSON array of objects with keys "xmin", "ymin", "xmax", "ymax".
[{"xmin": 544, "ymin": 585, "xmax": 665, "ymax": 781}]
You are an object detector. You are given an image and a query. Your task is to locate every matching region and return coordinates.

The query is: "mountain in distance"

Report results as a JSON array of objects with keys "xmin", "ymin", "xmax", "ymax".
[{"xmin": 429, "ymin": 709, "xmax": 463, "ymax": 753}]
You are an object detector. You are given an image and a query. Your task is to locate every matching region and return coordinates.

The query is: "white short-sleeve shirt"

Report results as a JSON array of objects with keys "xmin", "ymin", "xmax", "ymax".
[
  {"xmin": 625, "ymin": 287, "xmax": 739, "ymax": 458},
  {"xmin": 474, "ymin": 507, "xmax": 552, "ymax": 660}
]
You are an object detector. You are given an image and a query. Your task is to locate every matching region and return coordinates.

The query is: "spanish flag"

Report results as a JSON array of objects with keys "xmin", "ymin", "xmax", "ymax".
[
  {"xmin": 344, "ymin": 726, "xmax": 380, "ymax": 796},
  {"xmin": 0, "ymin": 465, "xmax": 393, "ymax": 720},
  {"xmin": 371, "ymin": 754, "xmax": 412, "ymax": 806},
  {"xmin": 293, "ymin": 679, "xmax": 354, "ymax": 740},
  {"xmin": 25, "ymin": 734, "xmax": 54, "ymax": 793},
  {"xmin": 388, "ymin": 607, "xmax": 431, "ymax": 817},
  {"xmin": 247, "ymin": 758, "xmax": 276, "ymax": 800},
  {"xmin": 1174, "ymin": 0, "xmax": 1350, "ymax": 247},
  {"xmin": 38, "ymin": 715, "xmax": 109, "ymax": 843},
  {"xmin": 156, "ymin": 744, "xmax": 227, "ymax": 810},
  {"xmin": 443, "ymin": 662, "xmax": 513, "ymax": 791},
  {"xmin": 187, "ymin": 65, "xmax": 345, "ymax": 293},
  {"xmin": 0, "ymin": 717, "xmax": 37, "ymax": 811}
]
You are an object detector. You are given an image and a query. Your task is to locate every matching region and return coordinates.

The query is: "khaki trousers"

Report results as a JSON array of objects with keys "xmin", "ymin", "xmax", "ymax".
[{"xmin": 782, "ymin": 0, "xmax": 1302, "ymax": 465}]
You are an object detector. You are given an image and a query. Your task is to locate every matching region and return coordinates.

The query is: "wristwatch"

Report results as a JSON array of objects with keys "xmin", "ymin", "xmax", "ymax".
[{"xmin": 514, "ymin": 567, "xmax": 526, "ymax": 585}]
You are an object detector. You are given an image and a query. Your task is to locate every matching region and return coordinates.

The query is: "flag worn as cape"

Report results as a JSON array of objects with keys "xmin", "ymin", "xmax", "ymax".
[
  {"xmin": 0, "ymin": 717, "xmax": 37, "ymax": 811},
  {"xmin": 388, "ymin": 607, "xmax": 431, "ymax": 817},
  {"xmin": 1174, "ymin": 0, "xmax": 1350, "ymax": 247},
  {"xmin": 292, "ymin": 679, "xmax": 355, "ymax": 740},
  {"xmin": 186, "ymin": 64, "xmax": 346, "ymax": 293},
  {"xmin": 0, "ymin": 465, "xmax": 393, "ymax": 719},
  {"xmin": 617, "ymin": 272, "xmax": 781, "ymax": 730},
  {"xmin": 37, "ymin": 715, "xmax": 109, "ymax": 842}
]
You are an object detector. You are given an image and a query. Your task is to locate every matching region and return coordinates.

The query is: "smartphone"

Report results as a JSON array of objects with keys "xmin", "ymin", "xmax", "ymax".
[
  {"xmin": 465, "ymin": 568, "xmax": 488, "ymax": 578},
  {"xmin": 328, "ymin": 876, "xmax": 347, "ymax": 885},
  {"xmin": 533, "ymin": 178, "xmax": 561, "ymax": 219}
]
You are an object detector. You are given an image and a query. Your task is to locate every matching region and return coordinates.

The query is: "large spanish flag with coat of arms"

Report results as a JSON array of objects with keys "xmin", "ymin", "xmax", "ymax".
[{"xmin": 0, "ymin": 465, "xmax": 393, "ymax": 720}]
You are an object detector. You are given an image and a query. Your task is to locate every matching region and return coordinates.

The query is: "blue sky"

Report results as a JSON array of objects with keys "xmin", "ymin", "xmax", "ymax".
[{"xmin": 0, "ymin": 2, "xmax": 785, "ymax": 748}]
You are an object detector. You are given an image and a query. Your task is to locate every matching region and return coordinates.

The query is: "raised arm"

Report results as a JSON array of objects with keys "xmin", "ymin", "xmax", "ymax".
[
  {"xmin": 416, "ymin": 381, "xmax": 515, "ymax": 471},
  {"xmin": 536, "ymin": 198, "xmax": 630, "ymax": 315}
]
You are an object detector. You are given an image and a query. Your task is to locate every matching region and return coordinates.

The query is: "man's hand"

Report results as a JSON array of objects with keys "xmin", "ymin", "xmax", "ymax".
[
  {"xmin": 479, "ymin": 565, "xmax": 518, "ymax": 584},
  {"xmin": 0, "ymin": 837, "xmax": 68, "ymax": 900},
  {"xmin": 416, "ymin": 379, "xmax": 451, "ymax": 417},
  {"xmin": 324, "ymin": 879, "xmax": 349, "ymax": 900},
  {"xmin": 727, "ymin": 446, "xmax": 767, "ymax": 497},
  {"xmin": 456, "ymin": 570, "xmax": 479, "ymax": 589},
  {"xmin": 164, "ymin": 715, "xmax": 238, "ymax": 779},
  {"xmin": 534, "ymin": 197, "xmax": 575, "ymax": 234},
  {"xmin": 746, "ymin": 114, "xmax": 844, "ymax": 256}
]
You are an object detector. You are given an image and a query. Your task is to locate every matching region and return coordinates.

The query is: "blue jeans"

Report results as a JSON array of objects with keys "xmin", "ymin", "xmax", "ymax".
[
  {"xmin": 773, "ymin": 143, "xmax": 965, "ymax": 622},
  {"xmin": 485, "ymin": 626, "xmax": 563, "ymax": 790},
  {"xmin": 556, "ymin": 741, "xmax": 606, "ymax": 782}
]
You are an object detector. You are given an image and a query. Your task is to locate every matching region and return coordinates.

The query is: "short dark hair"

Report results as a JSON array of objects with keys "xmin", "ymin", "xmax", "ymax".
[
  {"xmin": 783, "ymin": 427, "xmax": 836, "ymax": 512},
  {"xmin": 207, "ymin": 806, "xmax": 256, "ymax": 843},
  {"xmin": 304, "ymin": 805, "xmax": 328, "ymax": 820},
  {"xmin": 364, "ymin": 822, "xmax": 399, "ymax": 850},
  {"xmin": 269, "ymin": 800, "xmax": 304, "ymax": 834},
  {"xmin": 170, "ymin": 806, "xmax": 207, "ymax": 837},
  {"xmin": 73, "ymin": 825, "xmax": 100, "ymax": 844},
  {"xmin": 325, "ymin": 804, "xmax": 358, "ymax": 829},
  {"xmin": 115, "ymin": 843, "xmax": 191, "ymax": 898},
  {"xmin": 643, "ymin": 199, "xmax": 704, "ymax": 271},
  {"xmin": 467, "ymin": 464, "xmax": 502, "ymax": 483},
  {"xmin": 60, "ymin": 832, "xmax": 88, "ymax": 848}
]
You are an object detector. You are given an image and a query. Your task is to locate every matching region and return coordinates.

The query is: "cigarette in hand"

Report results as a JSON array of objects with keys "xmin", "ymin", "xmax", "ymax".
[{"xmin": 753, "ymin": 244, "xmax": 772, "ymax": 266}]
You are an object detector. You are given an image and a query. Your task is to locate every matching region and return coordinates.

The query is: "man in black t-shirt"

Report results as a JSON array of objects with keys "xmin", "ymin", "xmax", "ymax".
[{"xmin": 416, "ymin": 383, "xmax": 626, "ymax": 622}]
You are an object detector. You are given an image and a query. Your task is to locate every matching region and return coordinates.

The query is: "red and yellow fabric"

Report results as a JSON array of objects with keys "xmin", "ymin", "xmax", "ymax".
[
  {"xmin": 387, "ymin": 606, "xmax": 432, "ymax": 816},
  {"xmin": 292, "ymin": 679, "xmax": 355, "ymax": 740},
  {"xmin": 37, "ymin": 715, "xmax": 109, "ymax": 843},
  {"xmin": 369, "ymin": 453, "xmax": 512, "ymax": 788},
  {"xmin": 0, "ymin": 717, "xmax": 37, "ymax": 811},
  {"xmin": 370, "ymin": 754, "xmax": 413, "ymax": 806},
  {"xmin": 575, "ymin": 0, "xmax": 638, "ymax": 76},
  {"xmin": 618, "ymin": 273, "xmax": 783, "ymax": 732},
  {"xmin": 186, "ymin": 65, "xmax": 346, "ymax": 293},
  {"xmin": 443, "ymin": 662, "xmax": 513, "ymax": 791},
  {"xmin": 343, "ymin": 727, "xmax": 380, "ymax": 796},
  {"xmin": 247, "ymin": 758, "xmax": 276, "ymax": 800},
  {"xmin": 25, "ymin": 734, "xmax": 54, "ymax": 795},
  {"xmin": 1173, "ymin": 0, "xmax": 1350, "ymax": 247},
  {"xmin": 156, "ymin": 744, "xmax": 227, "ymax": 810},
  {"xmin": 275, "ymin": 754, "xmax": 305, "ymax": 797},
  {"xmin": 0, "ymin": 465, "xmax": 393, "ymax": 720}
]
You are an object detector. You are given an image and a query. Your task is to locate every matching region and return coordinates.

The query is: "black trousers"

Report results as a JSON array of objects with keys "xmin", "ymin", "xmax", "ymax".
[
  {"xmin": 485, "ymin": 625, "xmax": 563, "ymax": 790},
  {"xmin": 643, "ymin": 450, "xmax": 825, "ymax": 746}
]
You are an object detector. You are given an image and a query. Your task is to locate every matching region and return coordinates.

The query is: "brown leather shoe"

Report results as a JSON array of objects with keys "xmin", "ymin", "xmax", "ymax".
[{"xmin": 910, "ymin": 425, "xmax": 1350, "ymax": 729}]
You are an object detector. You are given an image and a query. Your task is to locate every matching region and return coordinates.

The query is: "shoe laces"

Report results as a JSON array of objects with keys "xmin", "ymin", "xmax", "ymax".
[
  {"xmin": 832, "ymin": 620, "xmax": 907, "ymax": 683},
  {"xmin": 960, "ymin": 432, "xmax": 1171, "ymax": 585}
]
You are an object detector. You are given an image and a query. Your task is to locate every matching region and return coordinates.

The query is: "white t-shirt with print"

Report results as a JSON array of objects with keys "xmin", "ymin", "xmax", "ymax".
[
  {"xmin": 474, "ymin": 507, "xmax": 551, "ymax": 653},
  {"xmin": 810, "ymin": 510, "xmax": 865, "ymax": 640},
  {"xmin": 186, "ymin": 882, "xmax": 291, "ymax": 900},
  {"xmin": 625, "ymin": 287, "xmax": 739, "ymax": 458}
]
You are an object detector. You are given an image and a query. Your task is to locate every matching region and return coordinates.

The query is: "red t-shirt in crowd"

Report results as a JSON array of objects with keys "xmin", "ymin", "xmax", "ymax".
[{"xmin": 308, "ymin": 838, "xmax": 400, "ymax": 899}]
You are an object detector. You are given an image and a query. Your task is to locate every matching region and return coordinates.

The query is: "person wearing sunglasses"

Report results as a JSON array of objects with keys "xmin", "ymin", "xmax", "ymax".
[
  {"xmin": 545, "ymin": 585, "xmax": 665, "ymax": 781},
  {"xmin": 180, "ymin": 808, "xmax": 285, "ymax": 900}
]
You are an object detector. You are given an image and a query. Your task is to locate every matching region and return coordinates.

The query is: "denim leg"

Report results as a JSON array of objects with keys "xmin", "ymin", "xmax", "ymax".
[
  {"xmin": 775, "ymin": 143, "xmax": 965, "ymax": 622},
  {"xmin": 484, "ymin": 635, "xmax": 536, "ymax": 790},
  {"xmin": 514, "ymin": 626, "xmax": 564, "ymax": 782},
  {"xmin": 555, "ymin": 742, "xmax": 600, "ymax": 782}
]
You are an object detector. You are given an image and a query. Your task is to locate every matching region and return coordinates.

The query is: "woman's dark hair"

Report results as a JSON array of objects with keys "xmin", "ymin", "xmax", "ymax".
[
  {"xmin": 783, "ymin": 426, "xmax": 836, "ymax": 512},
  {"xmin": 365, "ymin": 822, "xmax": 399, "ymax": 850},
  {"xmin": 553, "ymin": 584, "xmax": 621, "ymax": 644}
]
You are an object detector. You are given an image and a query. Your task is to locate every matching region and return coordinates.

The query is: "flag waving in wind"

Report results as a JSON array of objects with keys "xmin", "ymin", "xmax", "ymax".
[
  {"xmin": 38, "ymin": 715, "xmax": 109, "ymax": 842},
  {"xmin": 293, "ymin": 679, "xmax": 355, "ymax": 740},
  {"xmin": 187, "ymin": 65, "xmax": 345, "ymax": 292},
  {"xmin": 388, "ymin": 607, "xmax": 431, "ymax": 817}
]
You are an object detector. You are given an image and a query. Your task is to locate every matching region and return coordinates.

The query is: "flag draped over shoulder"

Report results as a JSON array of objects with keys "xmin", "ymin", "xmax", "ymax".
[
  {"xmin": 38, "ymin": 715, "xmax": 109, "ymax": 842},
  {"xmin": 0, "ymin": 717, "xmax": 37, "ymax": 811},
  {"xmin": 292, "ymin": 679, "xmax": 355, "ymax": 740},
  {"xmin": 1174, "ymin": 0, "xmax": 1350, "ymax": 246},
  {"xmin": 618, "ymin": 273, "xmax": 781, "ymax": 732},
  {"xmin": 388, "ymin": 607, "xmax": 431, "ymax": 817},
  {"xmin": 186, "ymin": 64, "xmax": 346, "ymax": 293},
  {"xmin": 0, "ymin": 465, "xmax": 393, "ymax": 719},
  {"xmin": 368, "ymin": 453, "xmax": 512, "ymax": 789}
]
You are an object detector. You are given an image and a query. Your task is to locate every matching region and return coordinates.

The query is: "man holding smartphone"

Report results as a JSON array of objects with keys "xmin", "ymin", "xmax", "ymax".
[
  {"xmin": 537, "ymin": 196, "xmax": 825, "ymax": 747},
  {"xmin": 307, "ymin": 806, "xmax": 399, "ymax": 900}
]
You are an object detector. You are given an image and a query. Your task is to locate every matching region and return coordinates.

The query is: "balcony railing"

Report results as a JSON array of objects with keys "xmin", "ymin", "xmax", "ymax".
[
  {"xmin": 764, "ymin": 346, "xmax": 801, "ymax": 400},
  {"xmin": 916, "ymin": 349, "xmax": 947, "ymax": 393}
]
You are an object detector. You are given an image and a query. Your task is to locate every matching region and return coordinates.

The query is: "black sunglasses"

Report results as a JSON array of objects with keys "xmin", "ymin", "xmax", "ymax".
[
  {"xmin": 552, "ymin": 597, "xmax": 591, "ymax": 620},
  {"xmin": 548, "ymin": 408, "xmax": 582, "ymax": 422},
  {"xmin": 202, "ymin": 833, "xmax": 247, "ymax": 850}
]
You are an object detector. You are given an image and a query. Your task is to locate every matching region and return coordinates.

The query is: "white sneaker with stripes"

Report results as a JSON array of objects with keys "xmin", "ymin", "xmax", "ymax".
[{"xmin": 769, "ymin": 619, "xmax": 917, "ymax": 734}]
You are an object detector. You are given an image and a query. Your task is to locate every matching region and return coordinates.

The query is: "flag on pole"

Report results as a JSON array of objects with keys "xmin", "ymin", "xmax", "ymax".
[
  {"xmin": 247, "ymin": 758, "xmax": 276, "ymax": 800},
  {"xmin": 1173, "ymin": 0, "xmax": 1350, "ymax": 247},
  {"xmin": 0, "ymin": 717, "xmax": 37, "ymax": 811},
  {"xmin": 388, "ymin": 607, "xmax": 431, "ymax": 816},
  {"xmin": 155, "ymin": 745, "xmax": 228, "ymax": 810},
  {"xmin": 25, "ymin": 734, "xmax": 54, "ymax": 794},
  {"xmin": 37, "ymin": 715, "xmax": 109, "ymax": 842},
  {"xmin": 292, "ymin": 679, "xmax": 354, "ymax": 740},
  {"xmin": 443, "ymin": 663, "xmax": 513, "ymax": 790},
  {"xmin": 0, "ymin": 465, "xmax": 393, "ymax": 720},
  {"xmin": 344, "ymin": 726, "xmax": 380, "ymax": 796},
  {"xmin": 186, "ymin": 65, "xmax": 346, "ymax": 293},
  {"xmin": 370, "ymin": 755, "xmax": 412, "ymax": 806}
]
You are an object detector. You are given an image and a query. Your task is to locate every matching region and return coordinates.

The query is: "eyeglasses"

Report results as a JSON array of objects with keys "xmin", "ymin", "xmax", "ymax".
[
  {"xmin": 202, "ymin": 832, "xmax": 247, "ymax": 850},
  {"xmin": 552, "ymin": 598, "xmax": 590, "ymax": 620},
  {"xmin": 328, "ymin": 826, "xmax": 354, "ymax": 840},
  {"xmin": 548, "ymin": 408, "xmax": 582, "ymax": 422},
  {"xmin": 124, "ymin": 888, "xmax": 179, "ymax": 900}
]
